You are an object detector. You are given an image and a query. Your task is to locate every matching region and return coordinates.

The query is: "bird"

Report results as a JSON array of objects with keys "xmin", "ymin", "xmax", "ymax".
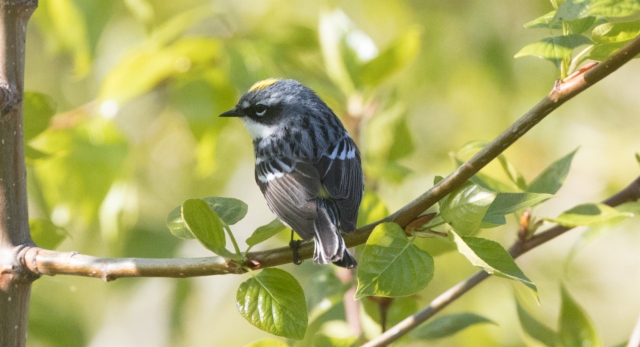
[{"xmin": 220, "ymin": 78, "xmax": 364, "ymax": 268}]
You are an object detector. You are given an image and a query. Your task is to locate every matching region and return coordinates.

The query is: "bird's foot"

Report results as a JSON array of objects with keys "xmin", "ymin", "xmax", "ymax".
[{"xmin": 289, "ymin": 239, "xmax": 303, "ymax": 265}]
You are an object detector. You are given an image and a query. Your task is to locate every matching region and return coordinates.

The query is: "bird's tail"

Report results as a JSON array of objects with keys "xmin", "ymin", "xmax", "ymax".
[{"xmin": 313, "ymin": 199, "xmax": 357, "ymax": 268}]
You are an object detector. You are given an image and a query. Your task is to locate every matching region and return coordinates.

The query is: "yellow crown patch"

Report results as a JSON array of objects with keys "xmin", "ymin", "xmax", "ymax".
[{"xmin": 249, "ymin": 78, "xmax": 279, "ymax": 92}]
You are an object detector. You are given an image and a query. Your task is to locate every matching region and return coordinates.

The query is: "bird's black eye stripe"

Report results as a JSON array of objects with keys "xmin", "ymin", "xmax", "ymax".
[{"xmin": 254, "ymin": 104, "xmax": 268, "ymax": 117}]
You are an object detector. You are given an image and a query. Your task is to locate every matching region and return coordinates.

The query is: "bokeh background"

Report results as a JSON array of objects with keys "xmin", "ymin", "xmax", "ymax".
[{"xmin": 23, "ymin": 0, "xmax": 640, "ymax": 346}]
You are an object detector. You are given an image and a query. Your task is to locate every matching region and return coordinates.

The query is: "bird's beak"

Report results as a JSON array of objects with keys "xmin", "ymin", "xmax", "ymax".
[{"xmin": 219, "ymin": 108, "xmax": 243, "ymax": 118}]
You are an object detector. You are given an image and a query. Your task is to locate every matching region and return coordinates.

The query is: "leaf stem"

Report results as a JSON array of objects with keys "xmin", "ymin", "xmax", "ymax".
[{"xmin": 224, "ymin": 225, "xmax": 242, "ymax": 256}]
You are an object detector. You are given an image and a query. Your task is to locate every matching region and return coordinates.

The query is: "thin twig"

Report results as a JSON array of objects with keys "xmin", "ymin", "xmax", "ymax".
[
  {"xmin": 15, "ymin": 34, "xmax": 640, "ymax": 281},
  {"xmin": 362, "ymin": 175, "xmax": 640, "ymax": 347}
]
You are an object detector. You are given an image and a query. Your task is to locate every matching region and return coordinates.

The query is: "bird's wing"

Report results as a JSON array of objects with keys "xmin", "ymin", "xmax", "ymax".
[
  {"xmin": 315, "ymin": 136, "xmax": 364, "ymax": 232},
  {"xmin": 256, "ymin": 157, "xmax": 320, "ymax": 240}
]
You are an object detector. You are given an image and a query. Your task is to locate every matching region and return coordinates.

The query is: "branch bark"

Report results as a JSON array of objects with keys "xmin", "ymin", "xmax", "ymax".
[
  {"xmin": 0, "ymin": 1, "xmax": 38, "ymax": 346},
  {"xmin": 362, "ymin": 175, "xmax": 640, "ymax": 347}
]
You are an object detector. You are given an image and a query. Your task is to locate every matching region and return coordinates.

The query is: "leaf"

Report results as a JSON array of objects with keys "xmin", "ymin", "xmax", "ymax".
[
  {"xmin": 29, "ymin": 219, "xmax": 68, "ymax": 250},
  {"xmin": 360, "ymin": 26, "xmax": 421, "ymax": 86},
  {"xmin": 514, "ymin": 35, "xmax": 592, "ymax": 67},
  {"xmin": 440, "ymin": 182, "xmax": 496, "ymax": 235},
  {"xmin": 305, "ymin": 270, "xmax": 348, "ymax": 322},
  {"xmin": 482, "ymin": 192, "xmax": 553, "ymax": 225},
  {"xmin": 545, "ymin": 203, "xmax": 633, "ymax": 227},
  {"xmin": 313, "ymin": 335, "xmax": 358, "ymax": 347},
  {"xmin": 636, "ymin": 152, "xmax": 640, "ymax": 166},
  {"xmin": 453, "ymin": 140, "xmax": 525, "ymax": 191},
  {"xmin": 517, "ymin": 300, "xmax": 560, "ymax": 347},
  {"xmin": 246, "ymin": 219, "xmax": 287, "ymax": 247},
  {"xmin": 527, "ymin": 148, "xmax": 578, "ymax": 194},
  {"xmin": 357, "ymin": 191, "xmax": 389, "ymax": 227},
  {"xmin": 592, "ymin": 20, "xmax": 640, "ymax": 43},
  {"xmin": 24, "ymin": 92, "xmax": 57, "ymax": 142},
  {"xmin": 554, "ymin": 0, "xmax": 640, "ymax": 22},
  {"xmin": 524, "ymin": 11, "xmax": 561, "ymax": 29},
  {"xmin": 182, "ymin": 199, "xmax": 239, "ymax": 258},
  {"xmin": 319, "ymin": 10, "xmax": 356, "ymax": 95},
  {"xmin": 450, "ymin": 231, "xmax": 538, "ymax": 296},
  {"xmin": 362, "ymin": 297, "xmax": 418, "ymax": 329},
  {"xmin": 243, "ymin": 339, "xmax": 290, "ymax": 347},
  {"xmin": 355, "ymin": 223, "xmax": 434, "ymax": 299},
  {"xmin": 99, "ymin": 37, "xmax": 222, "ymax": 103},
  {"xmin": 167, "ymin": 197, "xmax": 248, "ymax": 240},
  {"xmin": 589, "ymin": 40, "xmax": 632, "ymax": 60},
  {"xmin": 412, "ymin": 313, "xmax": 496, "ymax": 340},
  {"xmin": 236, "ymin": 268, "xmax": 307, "ymax": 340},
  {"xmin": 559, "ymin": 286, "xmax": 602, "ymax": 347}
]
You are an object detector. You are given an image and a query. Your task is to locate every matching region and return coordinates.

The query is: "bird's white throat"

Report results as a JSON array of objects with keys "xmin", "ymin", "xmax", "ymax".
[{"xmin": 242, "ymin": 118, "xmax": 279, "ymax": 140}]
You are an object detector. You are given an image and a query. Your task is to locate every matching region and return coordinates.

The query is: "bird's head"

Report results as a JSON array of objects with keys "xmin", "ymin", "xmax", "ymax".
[{"xmin": 219, "ymin": 79, "xmax": 329, "ymax": 140}]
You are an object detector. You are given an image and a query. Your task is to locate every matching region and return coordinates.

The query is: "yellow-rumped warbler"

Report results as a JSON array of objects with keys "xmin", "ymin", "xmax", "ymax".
[{"xmin": 220, "ymin": 79, "xmax": 363, "ymax": 268}]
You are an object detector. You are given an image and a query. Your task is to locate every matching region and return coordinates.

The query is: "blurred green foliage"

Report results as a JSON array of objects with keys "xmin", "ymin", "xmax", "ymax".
[{"xmin": 21, "ymin": 0, "xmax": 640, "ymax": 346}]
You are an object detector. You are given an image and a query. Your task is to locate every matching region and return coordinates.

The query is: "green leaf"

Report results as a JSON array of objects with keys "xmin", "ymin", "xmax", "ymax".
[
  {"xmin": 545, "ymin": 203, "xmax": 633, "ymax": 227},
  {"xmin": 357, "ymin": 191, "xmax": 389, "ymax": 227},
  {"xmin": 589, "ymin": 40, "xmax": 632, "ymax": 60},
  {"xmin": 243, "ymin": 339, "xmax": 289, "ymax": 347},
  {"xmin": 412, "ymin": 313, "xmax": 496, "ymax": 340},
  {"xmin": 182, "ymin": 199, "xmax": 238, "ymax": 258},
  {"xmin": 319, "ymin": 10, "xmax": 356, "ymax": 96},
  {"xmin": 440, "ymin": 182, "xmax": 496, "ymax": 235},
  {"xmin": 559, "ymin": 286, "xmax": 602, "ymax": 347},
  {"xmin": 313, "ymin": 335, "xmax": 358, "ymax": 347},
  {"xmin": 167, "ymin": 197, "xmax": 248, "ymax": 240},
  {"xmin": 514, "ymin": 35, "xmax": 592, "ymax": 67},
  {"xmin": 554, "ymin": 0, "xmax": 640, "ymax": 22},
  {"xmin": 528, "ymin": 149, "xmax": 578, "ymax": 194},
  {"xmin": 453, "ymin": 140, "xmax": 525, "ymax": 191},
  {"xmin": 236, "ymin": 268, "xmax": 307, "ymax": 340},
  {"xmin": 636, "ymin": 152, "xmax": 640, "ymax": 166},
  {"xmin": 450, "ymin": 231, "xmax": 538, "ymax": 296},
  {"xmin": 355, "ymin": 223, "xmax": 434, "ymax": 299},
  {"xmin": 592, "ymin": 21, "xmax": 640, "ymax": 43},
  {"xmin": 201, "ymin": 197, "xmax": 248, "ymax": 225},
  {"xmin": 482, "ymin": 192, "xmax": 553, "ymax": 225},
  {"xmin": 245, "ymin": 219, "xmax": 287, "ymax": 247},
  {"xmin": 362, "ymin": 297, "xmax": 418, "ymax": 329},
  {"xmin": 360, "ymin": 26, "xmax": 421, "ymax": 86},
  {"xmin": 305, "ymin": 269, "xmax": 348, "ymax": 322},
  {"xmin": 29, "ymin": 219, "xmax": 68, "ymax": 250},
  {"xmin": 524, "ymin": 11, "xmax": 561, "ymax": 29},
  {"xmin": 568, "ymin": 16, "xmax": 597, "ymax": 35},
  {"xmin": 99, "ymin": 37, "xmax": 222, "ymax": 103},
  {"xmin": 24, "ymin": 92, "xmax": 57, "ymax": 143},
  {"xmin": 517, "ymin": 300, "xmax": 560, "ymax": 347}
]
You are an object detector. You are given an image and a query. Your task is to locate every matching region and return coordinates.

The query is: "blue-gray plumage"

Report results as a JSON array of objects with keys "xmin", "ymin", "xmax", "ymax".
[{"xmin": 220, "ymin": 79, "xmax": 363, "ymax": 268}]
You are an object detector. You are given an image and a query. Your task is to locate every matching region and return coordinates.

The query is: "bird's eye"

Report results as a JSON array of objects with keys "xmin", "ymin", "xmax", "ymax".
[{"xmin": 254, "ymin": 105, "xmax": 268, "ymax": 117}]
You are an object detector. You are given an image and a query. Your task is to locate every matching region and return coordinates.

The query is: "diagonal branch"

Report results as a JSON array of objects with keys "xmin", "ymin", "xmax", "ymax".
[
  {"xmin": 14, "ymin": 34, "xmax": 640, "ymax": 281},
  {"xmin": 362, "ymin": 175, "xmax": 640, "ymax": 347}
]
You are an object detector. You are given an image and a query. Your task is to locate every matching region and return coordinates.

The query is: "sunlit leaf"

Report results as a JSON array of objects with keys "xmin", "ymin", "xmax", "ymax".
[
  {"xmin": 559, "ymin": 286, "xmax": 602, "ymax": 347},
  {"xmin": 545, "ymin": 203, "xmax": 633, "ymax": 227},
  {"xmin": 450, "ymin": 231, "xmax": 538, "ymax": 296},
  {"xmin": 524, "ymin": 11, "xmax": 561, "ymax": 29},
  {"xmin": 355, "ymin": 223, "xmax": 434, "ymax": 299},
  {"xmin": 527, "ymin": 148, "xmax": 578, "ymax": 195},
  {"xmin": 360, "ymin": 26, "xmax": 421, "ymax": 86},
  {"xmin": 482, "ymin": 192, "xmax": 553, "ymax": 226},
  {"xmin": 514, "ymin": 35, "xmax": 592, "ymax": 67},
  {"xmin": 517, "ymin": 300, "xmax": 560, "ymax": 347},
  {"xmin": 440, "ymin": 182, "xmax": 496, "ymax": 235},
  {"xmin": 168, "ymin": 197, "xmax": 247, "ymax": 240},
  {"xmin": 182, "ymin": 199, "xmax": 239, "ymax": 259},
  {"xmin": 236, "ymin": 268, "xmax": 307, "ymax": 340},
  {"xmin": 554, "ymin": 0, "xmax": 640, "ymax": 22},
  {"xmin": 412, "ymin": 313, "xmax": 496, "ymax": 340},
  {"xmin": 593, "ymin": 21, "xmax": 640, "ymax": 43},
  {"xmin": 99, "ymin": 38, "xmax": 222, "ymax": 103},
  {"xmin": 24, "ymin": 92, "xmax": 57, "ymax": 142},
  {"xmin": 243, "ymin": 339, "xmax": 289, "ymax": 347},
  {"xmin": 362, "ymin": 297, "xmax": 418, "ymax": 329},
  {"xmin": 589, "ymin": 40, "xmax": 633, "ymax": 60},
  {"xmin": 245, "ymin": 219, "xmax": 287, "ymax": 247},
  {"xmin": 313, "ymin": 335, "xmax": 358, "ymax": 347},
  {"xmin": 29, "ymin": 219, "xmax": 68, "ymax": 250},
  {"xmin": 357, "ymin": 191, "xmax": 389, "ymax": 227},
  {"xmin": 319, "ymin": 10, "xmax": 356, "ymax": 95}
]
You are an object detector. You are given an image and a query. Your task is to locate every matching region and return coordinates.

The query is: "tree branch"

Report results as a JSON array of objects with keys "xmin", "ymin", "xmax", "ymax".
[
  {"xmin": 362, "ymin": 175, "xmax": 640, "ymax": 347},
  {"xmin": 0, "ymin": 1, "xmax": 39, "ymax": 346},
  {"xmin": 13, "ymin": 35, "xmax": 640, "ymax": 281}
]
